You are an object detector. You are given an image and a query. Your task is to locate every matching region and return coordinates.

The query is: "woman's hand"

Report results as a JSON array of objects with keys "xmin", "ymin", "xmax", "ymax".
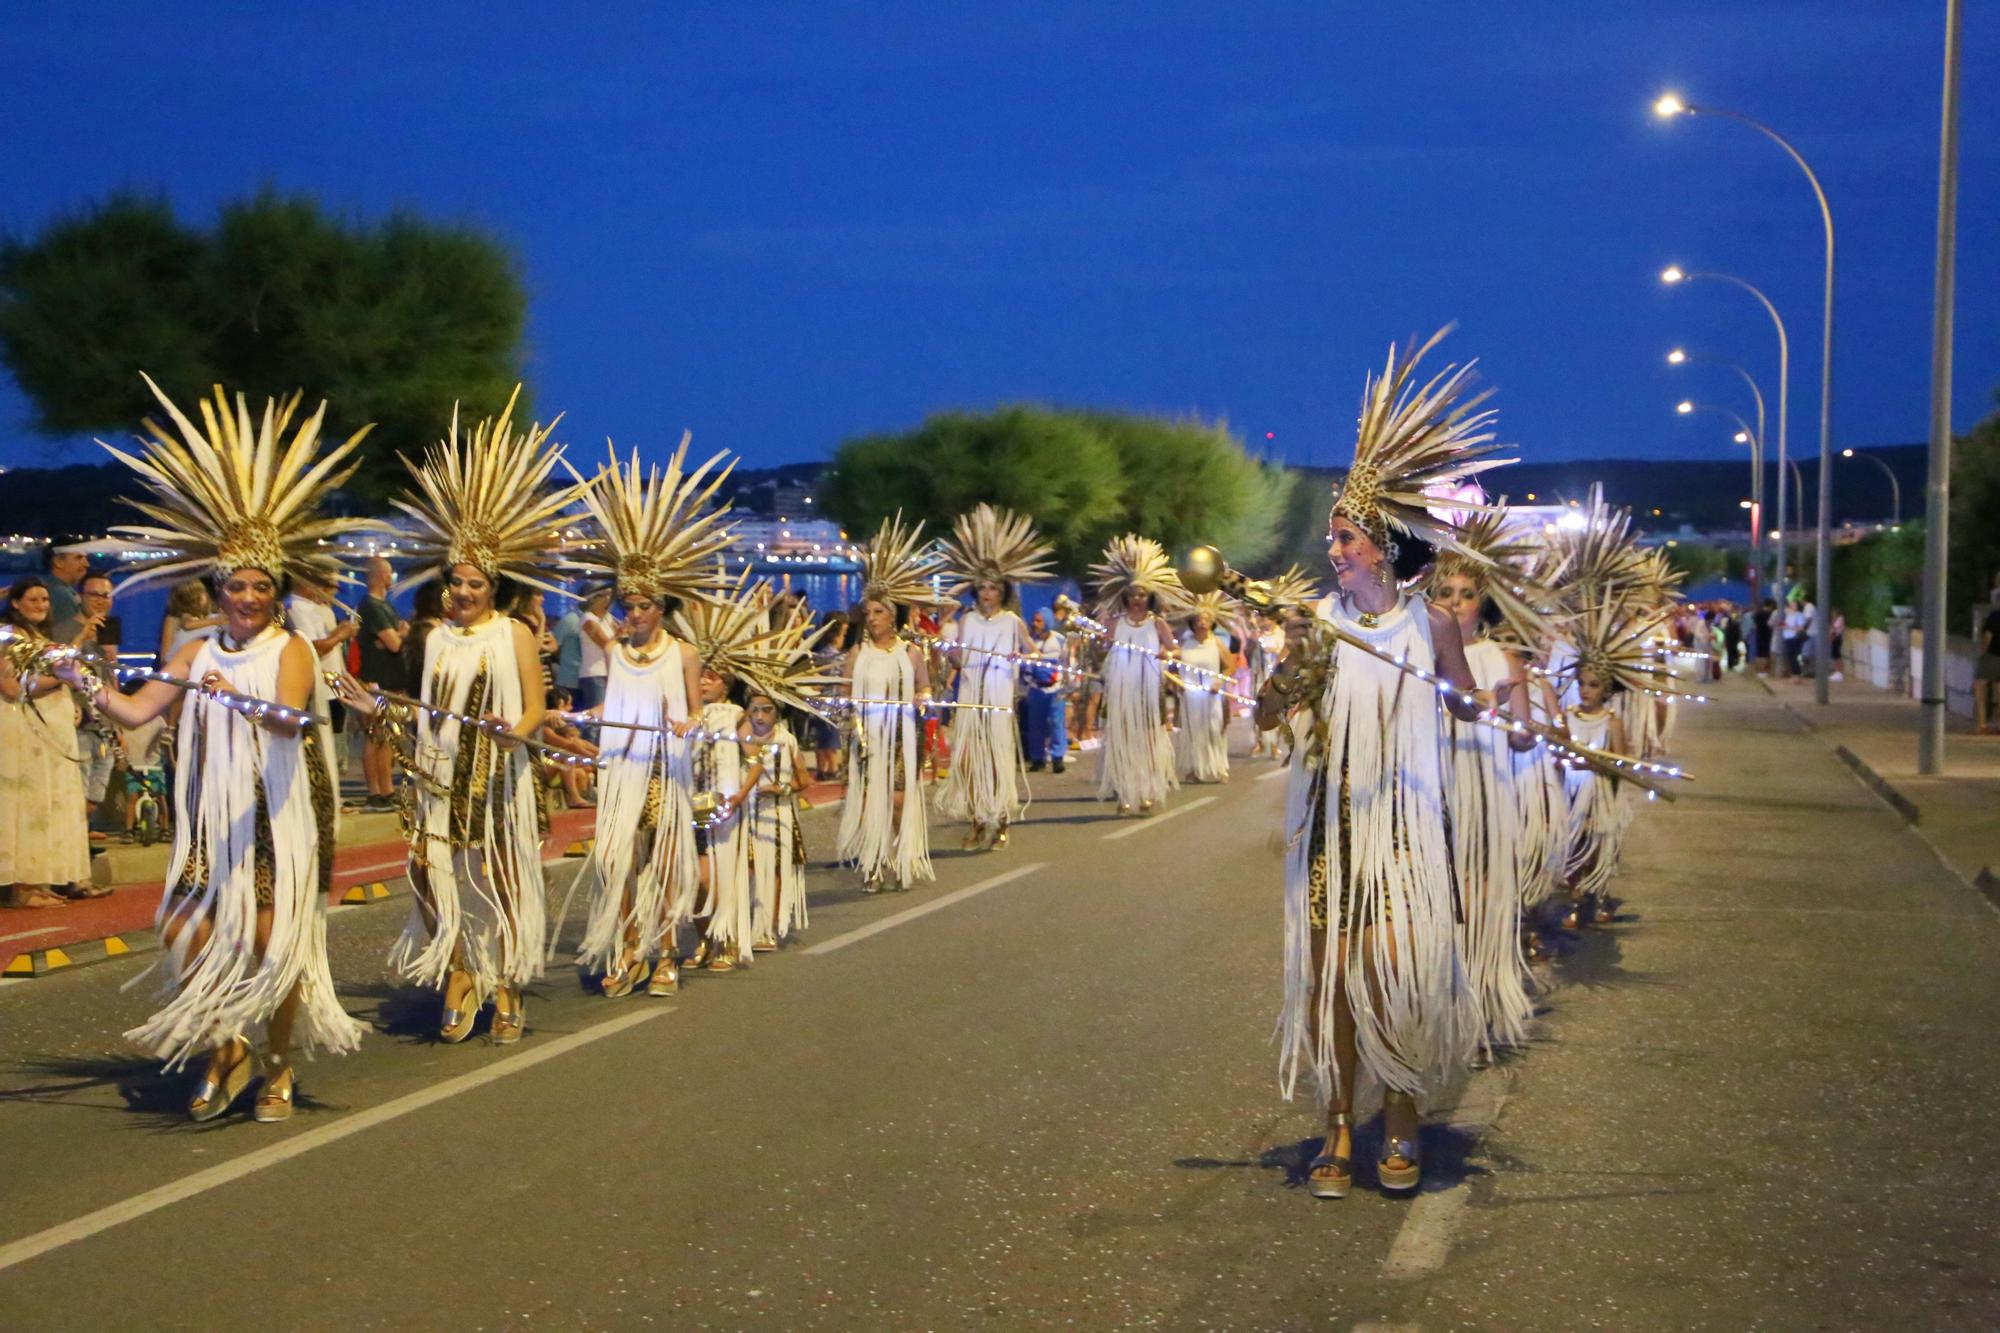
[
  {"xmin": 330, "ymin": 671, "xmax": 381, "ymax": 718},
  {"xmin": 480, "ymin": 712, "xmax": 522, "ymax": 749},
  {"xmin": 200, "ymin": 669, "xmax": 237, "ymax": 696}
]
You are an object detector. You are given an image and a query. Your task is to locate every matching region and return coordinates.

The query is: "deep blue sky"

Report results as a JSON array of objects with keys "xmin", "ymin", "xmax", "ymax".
[{"xmin": 2, "ymin": 2, "xmax": 1993, "ymax": 474}]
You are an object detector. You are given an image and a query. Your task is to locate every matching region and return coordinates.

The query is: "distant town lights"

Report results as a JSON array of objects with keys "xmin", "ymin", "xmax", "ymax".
[
  {"xmin": 1840, "ymin": 448, "xmax": 1856, "ymax": 458},
  {"xmin": 1734, "ymin": 432, "xmax": 1750, "ymax": 444}
]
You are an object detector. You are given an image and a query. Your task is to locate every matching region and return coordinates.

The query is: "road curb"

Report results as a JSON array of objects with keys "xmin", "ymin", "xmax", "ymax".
[
  {"xmin": 3, "ymin": 933, "xmax": 151, "ymax": 978},
  {"xmin": 1829, "ymin": 744, "xmax": 1922, "ymax": 825}
]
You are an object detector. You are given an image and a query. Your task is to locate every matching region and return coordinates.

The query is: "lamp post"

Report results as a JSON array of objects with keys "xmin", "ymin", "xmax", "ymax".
[
  {"xmin": 1839, "ymin": 448, "xmax": 1902, "ymax": 526},
  {"xmin": 1657, "ymin": 93, "xmax": 1837, "ymax": 704},
  {"xmin": 1677, "ymin": 400, "xmax": 1765, "ymax": 599},
  {"xmin": 1920, "ymin": 0, "xmax": 1962, "ymax": 774},
  {"xmin": 1661, "ymin": 266, "xmax": 1790, "ymax": 608},
  {"xmin": 1669, "ymin": 348, "xmax": 1768, "ymax": 593}
]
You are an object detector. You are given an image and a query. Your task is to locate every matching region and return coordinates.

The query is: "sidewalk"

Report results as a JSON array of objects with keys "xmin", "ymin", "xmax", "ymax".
[
  {"xmin": 2, "ymin": 779, "xmax": 843, "ymax": 977},
  {"xmin": 1747, "ymin": 670, "xmax": 2000, "ymax": 893}
]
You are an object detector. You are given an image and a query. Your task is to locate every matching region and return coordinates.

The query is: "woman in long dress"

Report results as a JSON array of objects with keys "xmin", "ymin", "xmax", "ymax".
[
  {"xmin": 742, "ymin": 687, "xmax": 809, "ymax": 949},
  {"xmin": 1089, "ymin": 535, "xmax": 1184, "ymax": 816},
  {"xmin": 1, "ymin": 577, "xmax": 93, "ymax": 909},
  {"xmin": 64, "ymin": 378, "xmax": 377, "ymax": 1120},
  {"xmin": 936, "ymin": 504, "xmax": 1053, "ymax": 850},
  {"xmin": 1172, "ymin": 597, "xmax": 1236, "ymax": 784},
  {"xmin": 837, "ymin": 515, "xmax": 943, "ymax": 891},
  {"xmin": 563, "ymin": 438, "xmax": 735, "ymax": 998},
  {"xmin": 1251, "ymin": 331, "xmax": 1501, "ymax": 1199},
  {"xmin": 339, "ymin": 387, "xmax": 576, "ymax": 1045}
]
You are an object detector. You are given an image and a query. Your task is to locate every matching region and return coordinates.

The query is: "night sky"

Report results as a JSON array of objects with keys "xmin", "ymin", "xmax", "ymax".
[{"xmin": 2, "ymin": 2, "xmax": 1993, "ymax": 474}]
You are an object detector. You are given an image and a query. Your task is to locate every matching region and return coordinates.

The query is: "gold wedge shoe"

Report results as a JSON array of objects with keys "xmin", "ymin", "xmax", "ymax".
[{"xmin": 188, "ymin": 1036, "xmax": 252, "ymax": 1123}]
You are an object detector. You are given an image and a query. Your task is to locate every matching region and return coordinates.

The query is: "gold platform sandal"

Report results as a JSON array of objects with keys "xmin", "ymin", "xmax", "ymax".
[
  {"xmin": 253, "ymin": 1057, "xmax": 296, "ymax": 1124},
  {"xmin": 1306, "ymin": 1112, "xmax": 1352, "ymax": 1200},
  {"xmin": 188, "ymin": 1036, "xmax": 252, "ymax": 1123},
  {"xmin": 491, "ymin": 985, "xmax": 525, "ymax": 1045},
  {"xmin": 647, "ymin": 955, "xmax": 680, "ymax": 996},
  {"xmin": 440, "ymin": 967, "xmax": 483, "ymax": 1044}
]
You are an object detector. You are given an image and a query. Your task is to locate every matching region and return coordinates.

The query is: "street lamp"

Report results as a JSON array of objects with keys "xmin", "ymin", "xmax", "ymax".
[
  {"xmin": 1839, "ymin": 447, "xmax": 1902, "ymax": 526},
  {"xmin": 1677, "ymin": 401, "xmax": 1766, "ymax": 599},
  {"xmin": 1668, "ymin": 346, "xmax": 1770, "ymax": 593},
  {"xmin": 1656, "ymin": 92, "xmax": 1838, "ymax": 704},
  {"xmin": 1660, "ymin": 266, "xmax": 1791, "ymax": 607}
]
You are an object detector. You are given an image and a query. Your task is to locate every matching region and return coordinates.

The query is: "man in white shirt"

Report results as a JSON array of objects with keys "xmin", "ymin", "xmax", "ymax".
[
  {"xmin": 1022, "ymin": 609, "xmax": 1069, "ymax": 773},
  {"xmin": 576, "ymin": 585, "xmax": 616, "ymax": 737},
  {"xmin": 287, "ymin": 572, "xmax": 357, "ymax": 777}
]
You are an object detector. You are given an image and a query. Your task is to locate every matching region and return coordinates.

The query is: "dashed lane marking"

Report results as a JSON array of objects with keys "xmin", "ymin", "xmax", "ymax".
[
  {"xmin": 1100, "ymin": 795, "xmax": 1218, "ymax": 840},
  {"xmin": 1256, "ymin": 764, "xmax": 1291, "ymax": 783},
  {"xmin": 802, "ymin": 863, "xmax": 1048, "ymax": 956},
  {"xmin": 0, "ymin": 1007, "xmax": 666, "ymax": 1276},
  {"xmin": 1379, "ymin": 1071, "xmax": 1510, "ymax": 1282}
]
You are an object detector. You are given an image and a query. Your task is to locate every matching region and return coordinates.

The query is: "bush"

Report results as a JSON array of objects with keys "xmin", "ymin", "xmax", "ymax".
[{"xmin": 1832, "ymin": 522, "xmax": 1926, "ymax": 631}]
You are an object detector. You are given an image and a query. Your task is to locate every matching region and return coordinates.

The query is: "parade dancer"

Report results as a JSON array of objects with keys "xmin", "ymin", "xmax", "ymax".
[
  {"xmin": 935, "ymin": 503, "xmax": 1053, "ymax": 849},
  {"xmin": 562, "ymin": 437, "xmax": 735, "ymax": 998},
  {"xmin": 677, "ymin": 580, "xmax": 834, "ymax": 958},
  {"xmin": 837, "ymin": 515, "xmax": 945, "ymax": 890},
  {"xmin": 64, "ymin": 378, "xmax": 378, "ymax": 1121},
  {"xmin": 1252, "ymin": 330, "xmax": 1505, "ymax": 1198},
  {"xmin": 338, "ymin": 387, "xmax": 576, "ymax": 1045},
  {"xmin": 1172, "ymin": 592, "xmax": 1237, "ymax": 784},
  {"xmin": 1088, "ymin": 535, "xmax": 1187, "ymax": 816},
  {"xmin": 1424, "ymin": 508, "xmax": 1557, "ymax": 1056},
  {"xmin": 1558, "ymin": 600, "xmax": 1660, "ymax": 929}
]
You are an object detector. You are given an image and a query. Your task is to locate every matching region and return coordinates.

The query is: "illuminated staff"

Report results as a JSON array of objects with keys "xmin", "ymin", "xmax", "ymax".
[
  {"xmin": 2, "ymin": 626, "xmax": 319, "ymax": 729},
  {"xmin": 327, "ymin": 672, "xmax": 598, "ymax": 769},
  {"xmin": 899, "ymin": 627, "xmax": 1102, "ymax": 682},
  {"xmin": 1067, "ymin": 612, "xmax": 1257, "ymax": 705},
  {"xmin": 814, "ymin": 696, "xmax": 1015, "ymax": 714},
  {"xmin": 554, "ymin": 709, "xmax": 772, "ymax": 748},
  {"xmin": 1529, "ymin": 660, "xmax": 1712, "ymax": 705}
]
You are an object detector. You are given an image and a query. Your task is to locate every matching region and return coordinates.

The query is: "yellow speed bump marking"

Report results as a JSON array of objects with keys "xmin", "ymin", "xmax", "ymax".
[
  {"xmin": 103, "ymin": 936, "xmax": 129, "ymax": 957},
  {"xmin": 565, "ymin": 839, "xmax": 594, "ymax": 857},
  {"xmin": 3, "ymin": 954, "xmax": 31, "ymax": 977},
  {"xmin": 43, "ymin": 948, "xmax": 72, "ymax": 970}
]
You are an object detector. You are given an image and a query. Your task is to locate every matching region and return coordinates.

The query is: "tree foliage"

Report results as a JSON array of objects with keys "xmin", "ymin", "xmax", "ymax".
[
  {"xmin": 0, "ymin": 190, "xmax": 528, "ymax": 501},
  {"xmin": 822, "ymin": 406, "xmax": 1290, "ymax": 576},
  {"xmin": 1949, "ymin": 395, "xmax": 2000, "ymax": 626},
  {"xmin": 1831, "ymin": 521, "xmax": 1926, "ymax": 631}
]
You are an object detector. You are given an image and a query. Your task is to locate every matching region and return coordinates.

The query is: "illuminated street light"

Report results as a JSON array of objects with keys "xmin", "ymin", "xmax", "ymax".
[
  {"xmin": 1660, "ymin": 265, "xmax": 1686, "ymax": 284},
  {"xmin": 1656, "ymin": 90, "xmax": 1838, "ymax": 703},
  {"xmin": 1676, "ymin": 400, "xmax": 1694, "ymax": 415},
  {"xmin": 1838, "ymin": 447, "xmax": 1902, "ymax": 525}
]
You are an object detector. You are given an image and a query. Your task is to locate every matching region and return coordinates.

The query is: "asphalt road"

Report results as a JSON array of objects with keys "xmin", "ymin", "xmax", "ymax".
[{"xmin": 2, "ymin": 683, "xmax": 1998, "ymax": 1331}]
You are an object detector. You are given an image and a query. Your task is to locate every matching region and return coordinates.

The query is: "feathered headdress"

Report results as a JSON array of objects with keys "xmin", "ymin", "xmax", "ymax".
[
  {"xmin": 1541, "ymin": 485, "xmax": 1648, "ymax": 614},
  {"xmin": 672, "ymin": 574, "xmax": 837, "ymax": 712},
  {"xmin": 1631, "ymin": 547, "xmax": 1687, "ymax": 611},
  {"xmin": 939, "ymin": 503, "xmax": 1055, "ymax": 606},
  {"xmin": 1178, "ymin": 590, "xmax": 1237, "ymax": 629},
  {"xmin": 1424, "ymin": 503, "xmax": 1566, "ymax": 649},
  {"xmin": 564, "ymin": 434, "xmax": 737, "ymax": 605},
  {"xmin": 97, "ymin": 375, "xmax": 386, "ymax": 593},
  {"xmin": 1257, "ymin": 564, "xmax": 1321, "ymax": 613},
  {"xmin": 1088, "ymin": 534, "xmax": 1192, "ymax": 621},
  {"xmin": 1563, "ymin": 598, "xmax": 1676, "ymax": 699},
  {"xmin": 391, "ymin": 384, "xmax": 576, "ymax": 594},
  {"xmin": 1329, "ymin": 327, "xmax": 1513, "ymax": 554},
  {"xmin": 859, "ymin": 512, "xmax": 949, "ymax": 609}
]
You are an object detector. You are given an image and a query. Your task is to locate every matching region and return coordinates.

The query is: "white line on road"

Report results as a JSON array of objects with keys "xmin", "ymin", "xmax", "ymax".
[
  {"xmin": 0, "ymin": 1007, "xmax": 665, "ymax": 1276},
  {"xmin": 1379, "ymin": 1072, "xmax": 1510, "ymax": 1282},
  {"xmin": 802, "ymin": 863, "xmax": 1046, "ymax": 955},
  {"xmin": 1255, "ymin": 765, "xmax": 1290, "ymax": 783},
  {"xmin": 0, "ymin": 926, "xmax": 67, "ymax": 944},
  {"xmin": 1100, "ymin": 795, "xmax": 1217, "ymax": 840}
]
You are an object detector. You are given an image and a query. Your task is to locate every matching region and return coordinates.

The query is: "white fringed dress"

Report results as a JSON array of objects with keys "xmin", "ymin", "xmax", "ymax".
[
  {"xmin": 1097, "ymin": 614, "xmax": 1176, "ymax": 809},
  {"xmin": 133, "ymin": 626, "xmax": 362, "ymax": 1069},
  {"xmin": 393, "ymin": 615, "xmax": 548, "ymax": 995},
  {"xmin": 837, "ymin": 640, "xmax": 932, "ymax": 888},
  {"xmin": 1444, "ymin": 638, "xmax": 1533, "ymax": 1052},
  {"xmin": 744, "ymin": 721, "xmax": 808, "ymax": 944},
  {"xmin": 1278, "ymin": 593, "xmax": 1478, "ymax": 1103},
  {"xmin": 1173, "ymin": 630, "xmax": 1230, "ymax": 783},
  {"xmin": 577, "ymin": 638, "xmax": 696, "ymax": 970},
  {"xmin": 1562, "ymin": 708, "xmax": 1629, "ymax": 898},
  {"xmin": 694, "ymin": 699, "xmax": 755, "ymax": 961},
  {"xmin": 935, "ymin": 609, "xmax": 1028, "ymax": 829}
]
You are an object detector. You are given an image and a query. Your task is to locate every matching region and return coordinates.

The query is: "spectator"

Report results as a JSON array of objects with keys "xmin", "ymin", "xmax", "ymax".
[
  {"xmin": 401, "ymin": 578, "xmax": 445, "ymax": 684},
  {"xmin": 41, "ymin": 543, "xmax": 87, "ymax": 631},
  {"xmin": 550, "ymin": 589, "xmax": 584, "ymax": 698},
  {"xmin": 576, "ymin": 585, "xmax": 616, "ymax": 714},
  {"xmin": 66, "ymin": 573, "xmax": 123, "ymax": 848},
  {"xmin": 1752, "ymin": 598, "xmax": 1775, "ymax": 676},
  {"xmin": 1829, "ymin": 608, "xmax": 1846, "ymax": 684},
  {"xmin": 1975, "ymin": 583, "xmax": 2000, "ymax": 735},
  {"xmin": 287, "ymin": 570, "xmax": 356, "ymax": 762},
  {"xmin": 157, "ymin": 577, "xmax": 222, "ymax": 666},
  {"xmin": 0, "ymin": 576, "xmax": 93, "ymax": 908},
  {"xmin": 1020, "ymin": 609, "xmax": 1069, "ymax": 773},
  {"xmin": 1722, "ymin": 608, "xmax": 1743, "ymax": 672},
  {"xmin": 1780, "ymin": 590, "xmax": 1812, "ymax": 679},
  {"xmin": 357, "ymin": 556, "xmax": 408, "ymax": 813},
  {"xmin": 116, "ymin": 709, "xmax": 170, "ymax": 842}
]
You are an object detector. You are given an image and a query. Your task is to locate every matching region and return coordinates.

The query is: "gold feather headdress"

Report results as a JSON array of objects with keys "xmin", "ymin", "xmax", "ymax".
[
  {"xmin": 1541, "ymin": 485, "xmax": 1649, "ymax": 614},
  {"xmin": 391, "ymin": 384, "xmax": 576, "ymax": 595},
  {"xmin": 563, "ymin": 434, "xmax": 737, "ymax": 605},
  {"xmin": 1424, "ymin": 503, "xmax": 1566, "ymax": 649},
  {"xmin": 939, "ymin": 503, "xmax": 1055, "ymax": 606},
  {"xmin": 1631, "ymin": 547, "xmax": 1687, "ymax": 612},
  {"xmin": 1178, "ymin": 590, "xmax": 1237, "ymax": 629},
  {"xmin": 1329, "ymin": 327, "xmax": 1514, "ymax": 554},
  {"xmin": 1088, "ymin": 534, "xmax": 1192, "ymax": 621},
  {"xmin": 672, "ymin": 574, "xmax": 837, "ymax": 712},
  {"xmin": 97, "ymin": 375, "xmax": 386, "ymax": 592},
  {"xmin": 1257, "ymin": 564, "xmax": 1321, "ymax": 613},
  {"xmin": 1563, "ymin": 598, "xmax": 1676, "ymax": 699},
  {"xmin": 859, "ymin": 512, "xmax": 949, "ymax": 609}
]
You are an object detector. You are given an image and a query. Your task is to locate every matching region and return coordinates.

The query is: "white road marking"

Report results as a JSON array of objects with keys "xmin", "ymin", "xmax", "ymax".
[
  {"xmin": 803, "ymin": 863, "xmax": 1046, "ymax": 955},
  {"xmin": 1256, "ymin": 764, "xmax": 1291, "ymax": 783},
  {"xmin": 1380, "ymin": 1072, "xmax": 1510, "ymax": 1281},
  {"xmin": 0, "ymin": 1007, "xmax": 665, "ymax": 1275},
  {"xmin": 0, "ymin": 926, "xmax": 67, "ymax": 944},
  {"xmin": 1101, "ymin": 795, "xmax": 1218, "ymax": 840}
]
